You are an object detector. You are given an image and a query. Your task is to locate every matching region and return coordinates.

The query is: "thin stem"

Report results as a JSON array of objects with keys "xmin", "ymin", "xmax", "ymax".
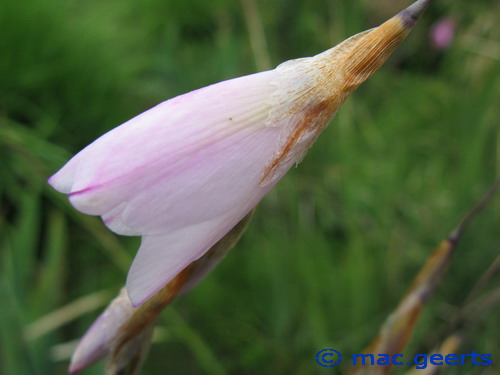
[
  {"xmin": 240, "ymin": 0, "xmax": 272, "ymax": 70},
  {"xmin": 448, "ymin": 179, "xmax": 499, "ymax": 242}
]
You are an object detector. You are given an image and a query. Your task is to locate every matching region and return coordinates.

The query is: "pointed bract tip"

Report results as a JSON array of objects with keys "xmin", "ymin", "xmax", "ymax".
[
  {"xmin": 399, "ymin": 0, "xmax": 431, "ymax": 28},
  {"xmin": 68, "ymin": 362, "xmax": 85, "ymax": 374}
]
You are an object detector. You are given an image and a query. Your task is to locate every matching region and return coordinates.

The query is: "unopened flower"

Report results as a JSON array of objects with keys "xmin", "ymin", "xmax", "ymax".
[
  {"xmin": 53, "ymin": 1, "xmax": 431, "ymax": 373},
  {"xmin": 69, "ymin": 288, "xmax": 151, "ymax": 373},
  {"xmin": 50, "ymin": 0, "xmax": 430, "ymax": 314},
  {"xmin": 71, "ymin": 212, "xmax": 254, "ymax": 373}
]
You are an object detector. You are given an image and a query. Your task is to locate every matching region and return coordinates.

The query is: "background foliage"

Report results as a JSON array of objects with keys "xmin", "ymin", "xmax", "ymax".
[{"xmin": 0, "ymin": 0, "xmax": 498, "ymax": 374}]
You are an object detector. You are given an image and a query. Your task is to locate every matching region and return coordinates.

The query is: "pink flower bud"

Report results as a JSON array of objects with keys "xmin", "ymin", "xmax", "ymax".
[{"xmin": 50, "ymin": 0, "xmax": 430, "ymax": 309}]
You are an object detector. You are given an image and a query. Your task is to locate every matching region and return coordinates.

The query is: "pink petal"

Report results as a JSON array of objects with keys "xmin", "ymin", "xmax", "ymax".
[{"xmin": 50, "ymin": 70, "xmax": 277, "ymax": 217}]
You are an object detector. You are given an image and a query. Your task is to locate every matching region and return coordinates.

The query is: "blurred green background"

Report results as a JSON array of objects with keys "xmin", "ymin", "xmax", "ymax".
[{"xmin": 0, "ymin": 0, "xmax": 498, "ymax": 374}]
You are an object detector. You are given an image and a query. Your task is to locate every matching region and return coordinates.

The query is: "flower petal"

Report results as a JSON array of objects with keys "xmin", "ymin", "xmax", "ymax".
[
  {"xmin": 127, "ymin": 217, "xmax": 232, "ymax": 306},
  {"xmin": 49, "ymin": 69, "xmax": 278, "ymax": 217}
]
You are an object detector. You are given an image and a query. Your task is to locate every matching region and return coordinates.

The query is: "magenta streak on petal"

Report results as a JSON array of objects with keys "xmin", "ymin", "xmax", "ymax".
[
  {"xmin": 103, "ymin": 214, "xmax": 117, "ymax": 225},
  {"xmin": 69, "ymin": 185, "xmax": 100, "ymax": 197},
  {"xmin": 55, "ymin": 70, "xmax": 276, "ymax": 220},
  {"xmin": 65, "ymin": 114, "xmax": 266, "ymax": 218}
]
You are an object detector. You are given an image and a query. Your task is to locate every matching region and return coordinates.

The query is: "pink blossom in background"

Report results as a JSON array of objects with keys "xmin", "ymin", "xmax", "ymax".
[{"xmin": 430, "ymin": 18, "xmax": 456, "ymax": 50}]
